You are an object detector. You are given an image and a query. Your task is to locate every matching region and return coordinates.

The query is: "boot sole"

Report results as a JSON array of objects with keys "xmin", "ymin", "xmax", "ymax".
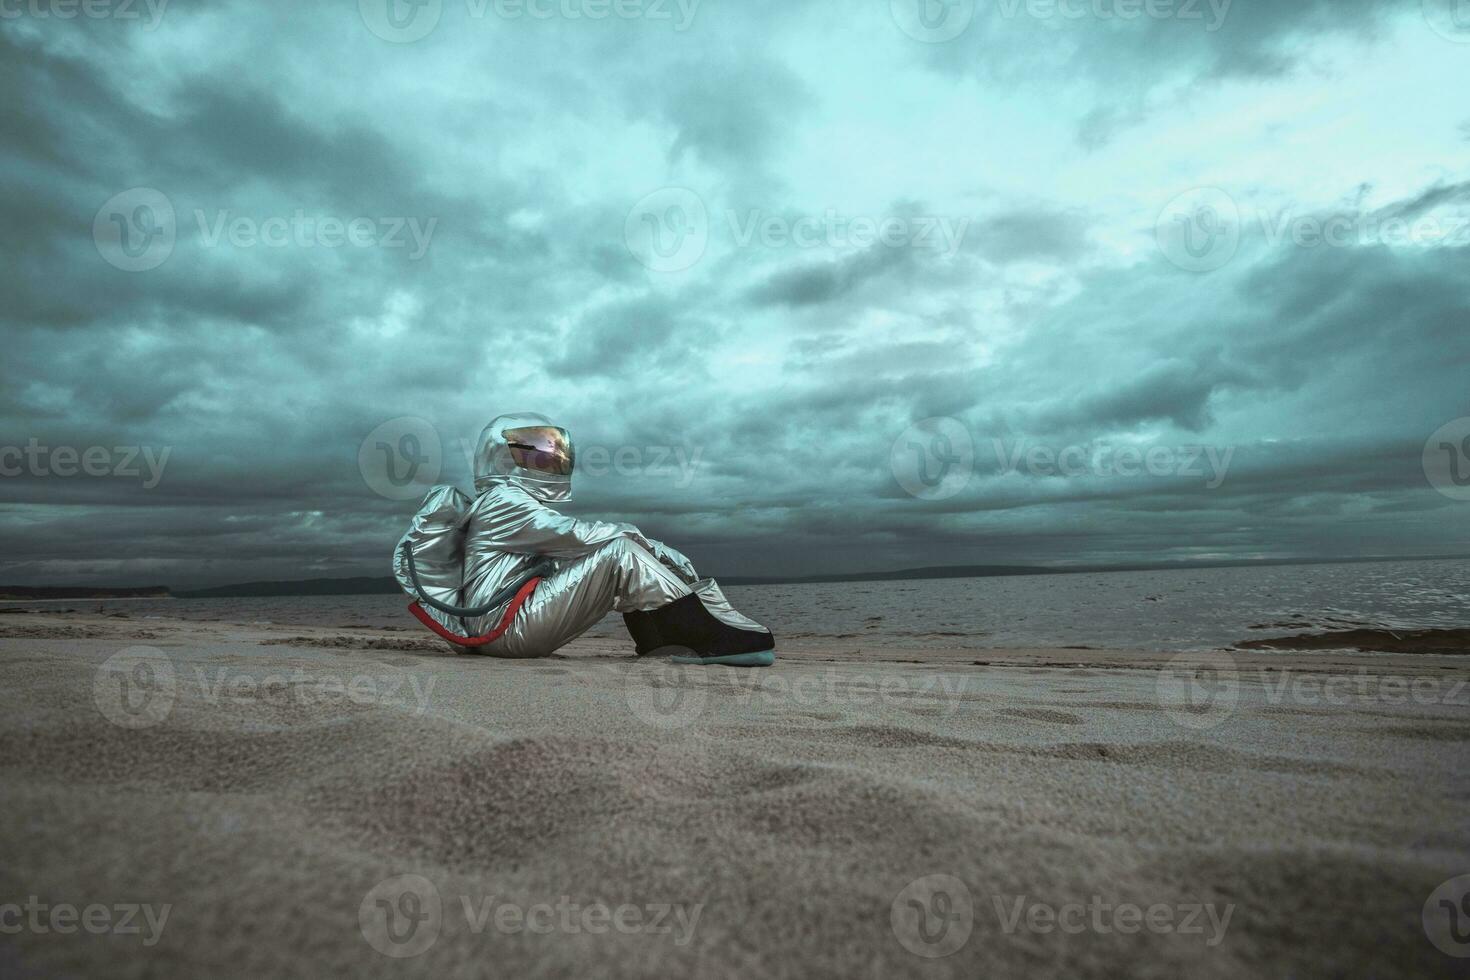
[{"xmin": 669, "ymin": 650, "xmax": 776, "ymax": 668}]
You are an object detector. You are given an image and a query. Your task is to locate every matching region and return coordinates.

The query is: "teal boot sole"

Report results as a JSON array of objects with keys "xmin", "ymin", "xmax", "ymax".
[{"xmin": 669, "ymin": 650, "xmax": 776, "ymax": 667}]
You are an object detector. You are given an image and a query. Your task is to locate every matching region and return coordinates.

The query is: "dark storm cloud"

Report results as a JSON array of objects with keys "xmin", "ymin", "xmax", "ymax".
[
  {"xmin": 552, "ymin": 292, "xmax": 689, "ymax": 376},
  {"xmin": 1055, "ymin": 359, "xmax": 1240, "ymax": 432},
  {"xmin": 746, "ymin": 242, "xmax": 915, "ymax": 307},
  {"xmin": 0, "ymin": 33, "xmax": 496, "ymax": 338},
  {"xmin": 650, "ymin": 55, "xmax": 813, "ymax": 175},
  {"xmin": 911, "ymin": 0, "xmax": 1410, "ymax": 146},
  {"xmin": 962, "ymin": 208, "xmax": 1095, "ymax": 263},
  {"xmin": 1368, "ymin": 179, "xmax": 1470, "ymax": 223},
  {"xmin": 924, "ymin": 0, "xmax": 1403, "ymax": 83},
  {"xmin": 0, "ymin": 0, "xmax": 1466, "ymax": 587}
]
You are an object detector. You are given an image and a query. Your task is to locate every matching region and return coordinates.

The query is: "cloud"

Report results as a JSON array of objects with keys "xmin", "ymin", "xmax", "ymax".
[
  {"xmin": 906, "ymin": 0, "xmax": 1410, "ymax": 146},
  {"xmin": 962, "ymin": 207, "xmax": 1095, "ymax": 263},
  {"xmin": 746, "ymin": 242, "xmax": 915, "ymax": 307},
  {"xmin": 552, "ymin": 291, "xmax": 699, "ymax": 376},
  {"xmin": 0, "ymin": 1, "xmax": 1466, "ymax": 586}
]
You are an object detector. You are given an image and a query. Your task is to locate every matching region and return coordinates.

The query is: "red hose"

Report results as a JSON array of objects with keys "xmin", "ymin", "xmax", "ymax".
[{"xmin": 407, "ymin": 576, "xmax": 541, "ymax": 648}]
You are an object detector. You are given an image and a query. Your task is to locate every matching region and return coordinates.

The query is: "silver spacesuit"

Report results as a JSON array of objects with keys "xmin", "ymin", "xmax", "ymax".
[{"xmin": 393, "ymin": 413, "xmax": 774, "ymax": 664}]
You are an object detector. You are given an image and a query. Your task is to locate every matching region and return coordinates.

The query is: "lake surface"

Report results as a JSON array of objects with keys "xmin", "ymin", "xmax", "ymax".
[{"xmin": 12, "ymin": 558, "xmax": 1468, "ymax": 652}]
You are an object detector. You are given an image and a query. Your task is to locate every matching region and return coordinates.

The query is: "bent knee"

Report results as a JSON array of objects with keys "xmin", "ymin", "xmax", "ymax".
[{"xmin": 591, "ymin": 537, "xmax": 651, "ymax": 560}]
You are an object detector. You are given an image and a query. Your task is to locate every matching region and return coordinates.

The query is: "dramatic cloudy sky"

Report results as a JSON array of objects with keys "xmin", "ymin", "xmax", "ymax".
[{"xmin": 2, "ymin": 0, "xmax": 1468, "ymax": 587}]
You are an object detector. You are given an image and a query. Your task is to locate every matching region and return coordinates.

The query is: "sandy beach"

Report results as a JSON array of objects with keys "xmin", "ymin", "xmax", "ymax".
[{"xmin": 2, "ymin": 610, "xmax": 1468, "ymax": 978}]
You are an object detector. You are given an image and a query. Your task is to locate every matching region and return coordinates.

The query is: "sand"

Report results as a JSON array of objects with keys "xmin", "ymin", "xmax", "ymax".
[{"xmin": 2, "ymin": 611, "xmax": 1469, "ymax": 978}]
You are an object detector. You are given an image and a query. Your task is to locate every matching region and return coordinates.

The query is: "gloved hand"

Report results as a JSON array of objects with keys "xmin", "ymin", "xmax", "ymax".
[
  {"xmin": 649, "ymin": 541, "xmax": 699, "ymax": 583},
  {"xmin": 614, "ymin": 523, "xmax": 699, "ymax": 583}
]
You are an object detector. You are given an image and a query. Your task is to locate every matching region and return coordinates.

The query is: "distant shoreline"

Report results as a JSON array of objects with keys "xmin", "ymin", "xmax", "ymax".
[
  {"xmin": 2, "ymin": 552, "xmax": 1466, "ymax": 601},
  {"xmin": 0, "ymin": 592, "xmax": 172, "ymax": 602},
  {"xmin": 0, "ymin": 596, "xmax": 175, "ymax": 603}
]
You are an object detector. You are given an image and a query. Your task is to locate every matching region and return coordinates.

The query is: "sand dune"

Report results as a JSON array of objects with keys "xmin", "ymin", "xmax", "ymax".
[{"xmin": 2, "ymin": 612, "xmax": 1468, "ymax": 978}]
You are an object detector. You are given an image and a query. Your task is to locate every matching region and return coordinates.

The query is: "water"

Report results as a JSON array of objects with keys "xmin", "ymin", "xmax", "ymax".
[{"xmin": 11, "ymin": 558, "xmax": 1467, "ymax": 652}]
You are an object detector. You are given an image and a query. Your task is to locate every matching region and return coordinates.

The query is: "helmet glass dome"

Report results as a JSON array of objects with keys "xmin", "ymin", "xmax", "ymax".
[{"xmin": 473, "ymin": 412, "xmax": 575, "ymax": 502}]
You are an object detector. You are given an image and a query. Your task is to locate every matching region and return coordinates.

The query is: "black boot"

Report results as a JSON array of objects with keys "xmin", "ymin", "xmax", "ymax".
[
  {"xmin": 626, "ymin": 593, "xmax": 775, "ymax": 660},
  {"xmin": 622, "ymin": 608, "xmax": 666, "ymax": 656}
]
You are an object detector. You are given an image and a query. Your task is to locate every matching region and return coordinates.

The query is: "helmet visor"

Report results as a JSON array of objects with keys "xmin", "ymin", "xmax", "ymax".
[{"xmin": 503, "ymin": 425, "xmax": 574, "ymax": 476}]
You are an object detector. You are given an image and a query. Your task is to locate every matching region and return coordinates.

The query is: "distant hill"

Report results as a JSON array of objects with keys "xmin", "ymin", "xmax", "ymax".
[
  {"xmin": 721, "ymin": 553, "xmax": 1470, "ymax": 586},
  {"xmin": 174, "ymin": 577, "xmax": 401, "ymax": 599},
  {"xmin": 176, "ymin": 554, "xmax": 1470, "ymax": 596},
  {"xmin": 6, "ymin": 553, "xmax": 1465, "ymax": 601},
  {"xmin": 0, "ymin": 585, "xmax": 173, "ymax": 600},
  {"xmin": 720, "ymin": 565, "xmax": 1054, "ymax": 585}
]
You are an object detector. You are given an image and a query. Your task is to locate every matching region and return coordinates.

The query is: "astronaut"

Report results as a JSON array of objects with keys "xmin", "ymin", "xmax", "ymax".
[{"xmin": 393, "ymin": 412, "xmax": 775, "ymax": 666}]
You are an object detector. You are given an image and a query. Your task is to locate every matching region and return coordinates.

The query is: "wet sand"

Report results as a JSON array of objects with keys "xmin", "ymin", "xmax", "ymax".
[{"xmin": 2, "ymin": 611, "xmax": 1468, "ymax": 978}]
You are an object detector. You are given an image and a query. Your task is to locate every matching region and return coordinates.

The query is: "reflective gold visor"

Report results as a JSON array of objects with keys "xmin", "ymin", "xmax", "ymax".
[{"xmin": 503, "ymin": 426, "xmax": 574, "ymax": 476}]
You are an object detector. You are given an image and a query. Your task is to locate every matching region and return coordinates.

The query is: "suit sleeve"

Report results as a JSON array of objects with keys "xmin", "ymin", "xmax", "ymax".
[{"xmin": 482, "ymin": 496, "xmax": 654, "ymax": 560}]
